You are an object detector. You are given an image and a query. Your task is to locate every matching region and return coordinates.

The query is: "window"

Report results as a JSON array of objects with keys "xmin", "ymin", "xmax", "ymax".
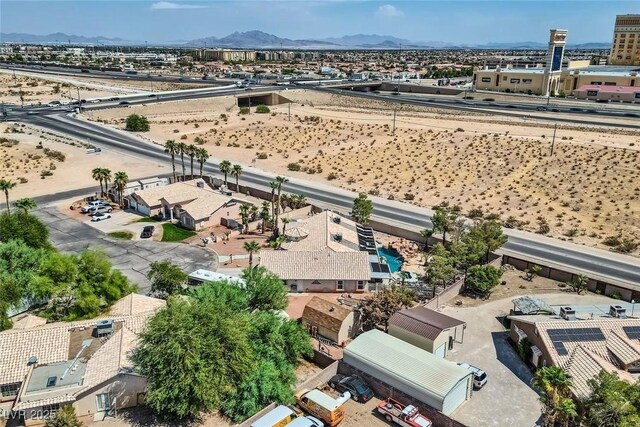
[
  {"xmin": 510, "ymin": 78, "xmax": 521, "ymax": 84},
  {"xmin": 481, "ymin": 77, "xmax": 491, "ymax": 83},
  {"xmin": 587, "ymin": 90, "xmax": 599, "ymax": 96},
  {"xmin": 336, "ymin": 280, "xmax": 344, "ymax": 291},
  {"xmin": 41, "ymin": 404, "xmax": 60, "ymax": 419},
  {"xmin": 0, "ymin": 383, "xmax": 19, "ymax": 397},
  {"xmin": 502, "ymin": 76, "xmax": 507, "ymax": 81},
  {"xmin": 357, "ymin": 281, "xmax": 365, "ymax": 290},
  {"xmin": 635, "ymin": 92, "xmax": 640, "ymax": 99},
  {"xmin": 522, "ymin": 79, "xmax": 532, "ymax": 84},
  {"xmin": 46, "ymin": 377, "xmax": 57, "ymax": 388},
  {"xmin": 96, "ymin": 393, "xmax": 111, "ymax": 412}
]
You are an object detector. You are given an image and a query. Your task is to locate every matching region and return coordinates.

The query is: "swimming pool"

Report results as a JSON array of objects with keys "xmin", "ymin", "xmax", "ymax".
[{"xmin": 377, "ymin": 246, "xmax": 404, "ymax": 272}]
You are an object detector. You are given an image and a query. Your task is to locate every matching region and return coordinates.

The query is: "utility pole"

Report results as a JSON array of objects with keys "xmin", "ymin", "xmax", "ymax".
[
  {"xmin": 550, "ymin": 123, "xmax": 557, "ymax": 156},
  {"xmin": 288, "ymin": 102, "xmax": 291, "ymax": 121},
  {"xmin": 392, "ymin": 108, "xmax": 397, "ymax": 135}
]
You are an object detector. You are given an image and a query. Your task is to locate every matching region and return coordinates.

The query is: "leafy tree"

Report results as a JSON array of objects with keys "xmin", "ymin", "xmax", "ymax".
[
  {"xmin": 44, "ymin": 405, "xmax": 82, "ymax": 427},
  {"xmin": 584, "ymin": 370, "xmax": 640, "ymax": 427},
  {"xmin": 431, "ymin": 203, "xmax": 460, "ymax": 244},
  {"xmin": 242, "ymin": 266, "xmax": 287, "ymax": 311},
  {"xmin": 0, "ymin": 179, "xmax": 17, "ymax": 215},
  {"xmin": 14, "ymin": 197, "xmax": 36, "ymax": 214},
  {"xmin": 188, "ymin": 280, "xmax": 248, "ymax": 312},
  {"xmin": 125, "ymin": 114, "xmax": 150, "ymax": 132},
  {"xmin": 525, "ymin": 265, "xmax": 542, "ymax": 281},
  {"xmin": 469, "ymin": 219, "xmax": 508, "ymax": 262},
  {"xmin": 352, "ymin": 192, "xmax": 373, "ymax": 225},
  {"xmin": 448, "ymin": 233, "xmax": 487, "ymax": 275},
  {"xmin": 132, "ymin": 297, "xmax": 254, "ymax": 420},
  {"xmin": 424, "ymin": 244, "xmax": 456, "ymax": 296},
  {"xmin": 146, "ymin": 260, "xmax": 187, "ymax": 298},
  {"xmin": 465, "ymin": 265, "xmax": 503, "ymax": 297},
  {"xmin": 220, "ymin": 160, "xmax": 232, "ymax": 186},
  {"xmin": 164, "ymin": 140, "xmax": 178, "ymax": 182},
  {"xmin": 243, "ymin": 240, "xmax": 261, "ymax": 268},
  {"xmin": 356, "ymin": 285, "xmax": 415, "ymax": 332},
  {"xmin": 0, "ymin": 211, "xmax": 50, "ymax": 249},
  {"xmin": 567, "ymin": 274, "xmax": 589, "ymax": 295}
]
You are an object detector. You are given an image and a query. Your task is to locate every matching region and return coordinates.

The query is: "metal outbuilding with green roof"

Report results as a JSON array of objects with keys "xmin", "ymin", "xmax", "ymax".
[{"xmin": 343, "ymin": 329, "xmax": 473, "ymax": 415}]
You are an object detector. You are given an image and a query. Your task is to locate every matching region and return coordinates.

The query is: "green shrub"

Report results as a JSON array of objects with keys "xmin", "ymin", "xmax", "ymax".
[
  {"xmin": 327, "ymin": 172, "xmax": 338, "ymax": 181},
  {"xmin": 255, "ymin": 105, "xmax": 270, "ymax": 114},
  {"xmin": 125, "ymin": 114, "xmax": 150, "ymax": 132},
  {"xmin": 287, "ymin": 163, "xmax": 301, "ymax": 171},
  {"xmin": 239, "ymin": 107, "xmax": 250, "ymax": 115}
]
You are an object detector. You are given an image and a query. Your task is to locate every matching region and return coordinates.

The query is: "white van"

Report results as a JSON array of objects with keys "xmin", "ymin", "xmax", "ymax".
[
  {"xmin": 251, "ymin": 405, "xmax": 300, "ymax": 427},
  {"xmin": 458, "ymin": 363, "xmax": 487, "ymax": 389},
  {"xmin": 286, "ymin": 416, "xmax": 324, "ymax": 426}
]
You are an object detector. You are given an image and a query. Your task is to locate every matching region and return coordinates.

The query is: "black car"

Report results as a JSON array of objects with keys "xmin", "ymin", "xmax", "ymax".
[
  {"xmin": 141, "ymin": 225, "xmax": 155, "ymax": 238},
  {"xmin": 119, "ymin": 101, "xmax": 130, "ymax": 105},
  {"xmin": 328, "ymin": 375, "xmax": 373, "ymax": 402}
]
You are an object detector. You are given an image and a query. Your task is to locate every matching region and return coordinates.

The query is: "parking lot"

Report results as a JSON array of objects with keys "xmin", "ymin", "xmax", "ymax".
[{"xmin": 36, "ymin": 208, "xmax": 217, "ymax": 293}]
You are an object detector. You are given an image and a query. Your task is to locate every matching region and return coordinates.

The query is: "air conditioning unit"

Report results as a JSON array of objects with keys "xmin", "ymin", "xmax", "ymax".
[
  {"xmin": 96, "ymin": 319, "xmax": 114, "ymax": 336},
  {"xmin": 333, "ymin": 216, "xmax": 341, "ymax": 224},
  {"xmin": 609, "ymin": 305, "xmax": 627, "ymax": 318},
  {"xmin": 559, "ymin": 307, "xmax": 576, "ymax": 321}
]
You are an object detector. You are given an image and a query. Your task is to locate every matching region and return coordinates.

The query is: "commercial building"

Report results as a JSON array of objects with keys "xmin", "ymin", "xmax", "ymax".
[
  {"xmin": 388, "ymin": 307, "xmax": 466, "ymax": 358},
  {"xmin": 342, "ymin": 330, "xmax": 473, "ymax": 415},
  {"xmin": 259, "ymin": 211, "xmax": 391, "ymax": 293},
  {"xmin": 0, "ymin": 294, "xmax": 165, "ymax": 425},
  {"xmin": 609, "ymin": 14, "xmax": 640, "ymax": 66},
  {"xmin": 192, "ymin": 49, "xmax": 256, "ymax": 62}
]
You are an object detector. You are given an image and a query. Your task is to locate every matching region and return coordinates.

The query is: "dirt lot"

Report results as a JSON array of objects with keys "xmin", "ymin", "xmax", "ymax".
[
  {"xmin": 0, "ymin": 122, "xmax": 169, "ymax": 199},
  {"xmin": 85, "ymin": 89, "xmax": 640, "ymax": 255}
]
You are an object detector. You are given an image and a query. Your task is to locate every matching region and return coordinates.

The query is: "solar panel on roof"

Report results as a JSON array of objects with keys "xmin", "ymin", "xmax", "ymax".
[
  {"xmin": 547, "ymin": 327, "xmax": 605, "ymax": 355},
  {"xmin": 623, "ymin": 326, "xmax": 640, "ymax": 339}
]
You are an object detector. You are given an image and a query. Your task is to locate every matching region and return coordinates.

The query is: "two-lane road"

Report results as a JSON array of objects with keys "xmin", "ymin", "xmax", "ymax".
[{"xmin": 21, "ymin": 112, "xmax": 640, "ymax": 290}]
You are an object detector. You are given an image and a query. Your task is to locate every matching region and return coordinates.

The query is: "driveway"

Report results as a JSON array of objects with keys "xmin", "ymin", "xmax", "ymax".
[
  {"xmin": 36, "ymin": 208, "xmax": 217, "ymax": 294},
  {"xmin": 82, "ymin": 210, "xmax": 158, "ymax": 241}
]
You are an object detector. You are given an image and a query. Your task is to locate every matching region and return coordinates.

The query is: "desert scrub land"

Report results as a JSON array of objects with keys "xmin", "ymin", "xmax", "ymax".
[{"xmin": 85, "ymin": 90, "xmax": 640, "ymax": 255}]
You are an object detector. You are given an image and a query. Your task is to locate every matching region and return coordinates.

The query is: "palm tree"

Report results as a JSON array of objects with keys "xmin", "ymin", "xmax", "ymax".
[
  {"xmin": 239, "ymin": 203, "xmax": 251, "ymax": 234},
  {"xmin": 0, "ymin": 179, "xmax": 17, "ymax": 214},
  {"xmin": 292, "ymin": 194, "xmax": 307, "ymax": 210},
  {"xmin": 186, "ymin": 144, "xmax": 197, "ymax": 178},
  {"xmin": 532, "ymin": 366, "xmax": 573, "ymax": 427},
  {"xmin": 279, "ymin": 194, "xmax": 290, "ymax": 213},
  {"xmin": 419, "ymin": 228, "xmax": 435, "ymax": 252},
  {"xmin": 164, "ymin": 140, "xmax": 178, "ymax": 182},
  {"xmin": 100, "ymin": 168, "xmax": 112, "ymax": 199},
  {"xmin": 259, "ymin": 201, "xmax": 271, "ymax": 234},
  {"xmin": 243, "ymin": 240, "xmax": 261, "ymax": 268},
  {"xmin": 177, "ymin": 142, "xmax": 187, "ymax": 179},
  {"xmin": 273, "ymin": 176, "xmax": 289, "ymax": 237},
  {"xmin": 250, "ymin": 204, "xmax": 258, "ymax": 222},
  {"xmin": 231, "ymin": 164, "xmax": 242, "ymax": 191},
  {"xmin": 269, "ymin": 181, "xmax": 279, "ymax": 217},
  {"xmin": 281, "ymin": 217, "xmax": 291, "ymax": 235},
  {"xmin": 195, "ymin": 147, "xmax": 210, "ymax": 178},
  {"xmin": 219, "ymin": 160, "xmax": 232, "ymax": 186},
  {"xmin": 14, "ymin": 198, "xmax": 36, "ymax": 214},
  {"xmin": 91, "ymin": 167, "xmax": 104, "ymax": 197},
  {"xmin": 113, "ymin": 171, "xmax": 129, "ymax": 207}
]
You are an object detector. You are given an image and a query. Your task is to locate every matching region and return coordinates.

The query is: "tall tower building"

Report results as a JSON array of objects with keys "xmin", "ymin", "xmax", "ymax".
[
  {"xmin": 609, "ymin": 15, "xmax": 640, "ymax": 66},
  {"xmin": 543, "ymin": 29, "xmax": 567, "ymax": 96}
]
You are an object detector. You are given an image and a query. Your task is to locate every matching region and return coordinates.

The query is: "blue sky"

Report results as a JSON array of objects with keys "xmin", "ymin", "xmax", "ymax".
[{"xmin": 1, "ymin": 1, "xmax": 639, "ymax": 44}]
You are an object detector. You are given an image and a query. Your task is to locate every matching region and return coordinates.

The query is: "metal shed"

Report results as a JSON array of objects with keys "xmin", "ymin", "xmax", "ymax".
[{"xmin": 343, "ymin": 330, "xmax": 472, "ymax": 415}]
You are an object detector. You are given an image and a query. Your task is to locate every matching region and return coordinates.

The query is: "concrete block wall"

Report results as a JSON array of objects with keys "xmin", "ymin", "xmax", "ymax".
[{"xmin": 339, "ymin": 362, "xmax": 469, "ymax": 427}]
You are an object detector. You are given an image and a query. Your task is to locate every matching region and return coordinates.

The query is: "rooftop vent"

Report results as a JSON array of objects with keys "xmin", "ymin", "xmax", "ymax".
[
  {"xmin": 27, "ymin": 356, "xmax": 38, "ymax": 366},
  {"xmin": 96, "ymin": 319, "xmax": 114, "ymax": 337},
  {"xmin": 560, "ymin": 306, "xmax": 576, "ymax": 321},
  {"xmin": 333, "ymin": 216, "xmax": 341, "ymax": 224},
  {"xmin": 196, "ymin": 181, "xmax": 205, "ymax": 188},
  {"xmin": 334, "ymin": 233, "xmax": 343, "ymax": 242},
  {"xmin": 329, "ymin": 306, "xmax": 335, "ymax": 312},
  {"xmin": 609, "ymin": 305, "xmax": 627, "ymax": 318}
]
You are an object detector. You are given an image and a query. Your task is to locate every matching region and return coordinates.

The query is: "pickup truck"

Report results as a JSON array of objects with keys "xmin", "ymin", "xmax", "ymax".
[{"xmin": 377, "ymin": 398, "xmax": 432, "ymax": 427}]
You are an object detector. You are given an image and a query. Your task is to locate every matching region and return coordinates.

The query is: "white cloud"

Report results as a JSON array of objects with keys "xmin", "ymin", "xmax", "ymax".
[
  {"xmin": 151, "ymin": 2, "xmax": 206, "ymax": 10},
  {"xmin": 376, "ymin": 4, "xmax": 403, "ymax": 18}
]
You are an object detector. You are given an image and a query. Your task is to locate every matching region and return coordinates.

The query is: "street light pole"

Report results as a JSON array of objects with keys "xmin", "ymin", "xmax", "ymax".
[{"xmin": 550, "ymin": 123, "xmax": 558, "ymax": 156}]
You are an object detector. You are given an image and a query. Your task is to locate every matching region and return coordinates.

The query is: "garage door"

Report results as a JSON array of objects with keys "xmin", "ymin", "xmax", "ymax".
[
  {"xmin": 442, "ymin": 377, "xmax": 470, "ymax": 415},
  {"xmin": 136, "ymin": 204, "xmax": 150, "ymax": 215},
  {"xmin": 434, "ymin": 343, "xmax": 446, "ymax": 358}
]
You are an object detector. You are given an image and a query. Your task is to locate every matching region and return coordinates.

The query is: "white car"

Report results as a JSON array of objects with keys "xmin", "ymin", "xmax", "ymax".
[
  {"xmin": 458, "ymin": 363, "xmax": 487, "ymax": 389},
  {"xmin": 80, "ymin": 200, "xmax": 109, "ymax": 213},
  {"xmin": 91, "ymin": 213, "xmax": 111, "ymax": 222}
]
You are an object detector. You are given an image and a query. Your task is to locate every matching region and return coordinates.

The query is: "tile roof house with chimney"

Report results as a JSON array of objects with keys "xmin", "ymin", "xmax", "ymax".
[
  {"xmin": 259, "ymin": 211, "xmax": 391, "ymax": 293},
  {"xmin": 126, "ymin": 179, "xmax": 243, "ymax": 231},
  {"xmin": 0, "ymin": 294, "xmax": 165, "ymax": 426}
]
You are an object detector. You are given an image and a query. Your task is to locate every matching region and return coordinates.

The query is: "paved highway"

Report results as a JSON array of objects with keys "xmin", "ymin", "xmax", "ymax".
[{"xmin": 15, "ymin": 112, "xmax": 640, "ymax": 290}]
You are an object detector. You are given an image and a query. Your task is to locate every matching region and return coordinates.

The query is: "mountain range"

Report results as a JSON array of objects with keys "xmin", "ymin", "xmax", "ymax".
[{"xmin": 0, "ymin": 30, "xmax": 611, "ymax": 50}]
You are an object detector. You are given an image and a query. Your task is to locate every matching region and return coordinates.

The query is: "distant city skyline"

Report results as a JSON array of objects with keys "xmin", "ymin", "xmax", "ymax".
[{"xmin": 1, "ymin": 1, "xmax": 639, "ymax": 45}]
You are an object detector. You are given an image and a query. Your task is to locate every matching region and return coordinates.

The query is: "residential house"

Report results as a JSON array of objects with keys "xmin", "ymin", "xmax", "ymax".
[
  {"xmin": 112, "ymin": 177, "xmax": 168, "ymax": 202},
  {"xmin": 342, "ymin": 330, "xmax": 473, "ymax": 415},
  {"xmin": 301, "ymin": 296, "xmax": 354, "ymax": 345},
  {"xmin": 509, "ymin": 308, "xmax": 640, "ymax": 397},
  {"xmin": 126, "ymin": 179, "xmax": 243, "ymax": 231},
  {"xmin": 259, "ymin": 211, "xmax": 391, "ymax": 293},
  {"xmin": 388, "ymin": 307, "xmax": 466, "ymax": 358},
  {"xmin": 0, "ymin": 294, "xmax": 165, "ymax": 425}
]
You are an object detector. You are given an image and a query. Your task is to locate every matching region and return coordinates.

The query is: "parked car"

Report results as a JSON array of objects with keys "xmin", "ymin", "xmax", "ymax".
[
  {"xmin": 377, "ymin": 398, "xmax": 432, "ymax": 427},
  {"xmin": 458, "ymin": 363, "xmax": 487, "ymax": 389},
  {"xmin": 536, "ymin": 106, "xmax": 548, "ymax": 111},
  {"xmin": 140, "ymin": 226, "xmax": 155, "ymax": 238},
  {"xmin": 286, "ymin": 416, "xmax": 324, "ymax": 426},
  {"xmin": 250, "ymin": 405, "xmax": 302, "ymax": 427},
  {"xmin": 328, "ymin": 375, "xmax": 373, "ymax": 402},
  {"xmin": 91, "ymin": 206, "xmax": 113, "ymax": 215},
  {"xmin": 296, "ymin": 389, "xmax": 347, "ymax": 427},
  {"xmin": 91, "ymin": 213, "xmax": 112, "ymax": 222},
  {"xmin": 80, "ymin": 200, "xmax": 109, "ymax": 213}
]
